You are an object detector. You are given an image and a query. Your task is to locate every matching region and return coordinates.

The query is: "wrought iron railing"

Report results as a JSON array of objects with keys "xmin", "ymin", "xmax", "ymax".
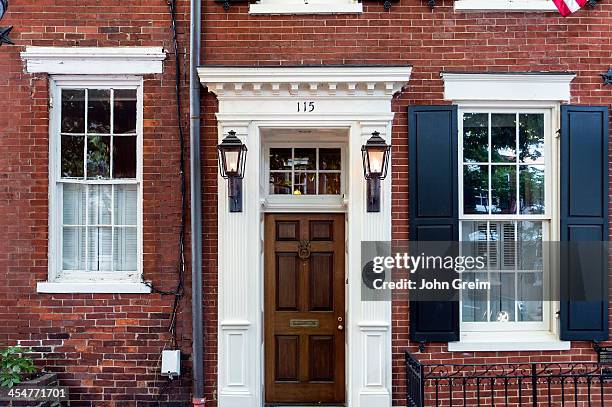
[{"xmin": 406, "ymin": 352, "xmax": 611, "ymax": 406}]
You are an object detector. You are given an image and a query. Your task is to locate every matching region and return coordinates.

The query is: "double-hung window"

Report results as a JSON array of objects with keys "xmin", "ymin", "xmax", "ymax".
[
  {"xmin": 46, "ymin": 77, "xmax": 144, "ymax": 289},
  {"xmin": 459, "ymin": 109, "xmax": 553, "ymax": 335}
]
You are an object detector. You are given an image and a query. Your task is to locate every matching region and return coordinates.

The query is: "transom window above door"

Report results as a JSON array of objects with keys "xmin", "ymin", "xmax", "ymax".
[{"xmin": 269, "ymin": 147, "xmax": 343, "ymax": 196}]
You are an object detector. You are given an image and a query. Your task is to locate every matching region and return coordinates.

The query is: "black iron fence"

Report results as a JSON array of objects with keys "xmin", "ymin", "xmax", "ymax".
[{"xmin": 406, "ymin": 352, "xmax": 612, "ymax": 406}]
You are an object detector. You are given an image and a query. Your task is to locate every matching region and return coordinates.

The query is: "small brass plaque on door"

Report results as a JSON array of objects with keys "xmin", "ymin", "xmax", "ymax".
[{"xmin": 290, "ymin": 319, "xmax": 319, "ymax": 328}]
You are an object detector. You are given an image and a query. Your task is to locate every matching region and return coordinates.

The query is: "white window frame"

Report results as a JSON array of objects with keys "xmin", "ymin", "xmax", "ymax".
[
  {"xmin": 454, "ymin": 0, "xmax": 557, "ymax": 12},
  {"xmin": 249, "ymin": 0, "xmax": 363, "ymax": 15},
  {"xmin": 38, "ymin": 75, "xmax": 149, "ymax": 294},
  {"xmin": 450, "ymin": 101, "xmax": 568, "ymax": 350},
  {"xmin": 262, "ymin": 139, "xmax": 348, "ymax": 212}
]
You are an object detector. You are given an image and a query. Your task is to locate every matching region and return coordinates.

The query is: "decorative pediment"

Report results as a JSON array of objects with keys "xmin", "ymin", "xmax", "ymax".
[{"xmin": 197, "ymin": 66, "xmax": 412, "ymax": 99}]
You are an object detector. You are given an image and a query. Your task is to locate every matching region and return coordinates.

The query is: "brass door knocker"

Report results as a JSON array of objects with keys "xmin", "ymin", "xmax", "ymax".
[{"xmin": 298, "ymin": 240, "xmax": 311, "ymax": 260}]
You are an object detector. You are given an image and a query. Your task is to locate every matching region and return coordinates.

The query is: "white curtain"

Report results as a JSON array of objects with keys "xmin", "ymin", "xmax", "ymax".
[{"xmin": 62, "ymin": 183, "xmax": 137, "ymax": 272}]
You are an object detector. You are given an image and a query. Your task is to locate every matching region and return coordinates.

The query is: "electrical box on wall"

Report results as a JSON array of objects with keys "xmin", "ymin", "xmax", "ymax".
[{"xmin": 161, "ymin": 350, "xmax": 181, "ymax": 378}]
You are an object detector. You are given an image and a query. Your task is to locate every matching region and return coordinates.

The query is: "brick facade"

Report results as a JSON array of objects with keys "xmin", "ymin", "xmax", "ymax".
[
  {"xmin": 1, "ymin": 0, "xmax": 611, "ymax": 406},
  {"xmin": 200, "ymin": 1, "xmax": 612, "ymax": 406},
  {"xmin": 0, "ymin": 1, "xmax": 194, "ymax": 405}
]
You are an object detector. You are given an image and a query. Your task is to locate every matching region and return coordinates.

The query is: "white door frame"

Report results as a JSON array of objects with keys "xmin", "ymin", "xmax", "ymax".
[{"xmin": 198, "ymin": 66, "xmax": 412, "ymax": 407}]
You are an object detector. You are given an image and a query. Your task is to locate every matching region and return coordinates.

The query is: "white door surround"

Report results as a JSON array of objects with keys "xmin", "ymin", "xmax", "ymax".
[{"xmin": 197, "ymin": 66, "xmax": 412, "ymax": 407}]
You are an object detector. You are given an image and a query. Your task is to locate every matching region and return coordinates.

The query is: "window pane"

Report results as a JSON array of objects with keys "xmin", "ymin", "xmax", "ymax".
[
  {"xmin": 63, "ymin": 227, "xmax": 86, "ymax": 270},
  {"xmin": 270, "ymin": 172, "xmax": 292, "ymax": 195},
  {"xmin": 319, "ymin": 173, "xmax": 341, "ymax": 195},
  {"xmin": 270, "ymin": 148, "xmax": 292, "ymax": 170},
  {"xmin": 87, "ymin": 89, "xmax": 111, "ymax": 133},
  {"xmin": 491, "ymin": 165, "xmax": 516, "ymax": 214},
  {"xmin": 519, "ymin": 165, "xmax": 545, "ymax": 214},
  {"xmin": 489, "ymin": 272, "xmax": 515, "ymax": 322},
  {"xmin": 461, "ymin": 221, "xmax": 488, "ymax": 268},
  {"xmin": 113, "ymin": 89, "xmax": 137, "ymax": 134},
  {"xmin": 61, "ymin": 135, "xmax": 84, "ymax": 178},
  {"xmin": 87, "ymin": 227, "xmax": 112, "ymax": 271},
  {"xmin": 63, "ymin": 184, "xmax": 86, "ymax": 225},
  {"xmin": 517, "ymin": 273, "xmax": 543, "ymax": 321},
  {"xmin": 61, "ymin": 89, "xmax": 85, "ymax": 133},
  {"xmin": 114, "ymin": 185, "xmax": 138, "ymax": 226},
  {"xmin": 87, "ymin": 185, "xmax": 112, "ymax": 225},
  {"xmin": 489, "ymin": 221, "xmax": 516, "ymax": 270},
  {"xmin": 491, "ymin": 114, "xmax": 516, "ymax": 163},
  {"xmin": 462, "ymin": 113, "xmax": 488, "ymax": 163},
  {"xmin": 461, "ymin": 272, "xmax": 488, "ymax": 322},
  {"xmin": 463, "ymin": 164, "xmax": 489, "ymax": 214},
  {"xmin": 519, "ymin": 114, "xmax": 545, "ymax": 164},
  {"xmin": 518, "ymin": 221, "xmax": 543, "ymax": 270},
  {"xmin": 113, "ymin": 136, "xmax": 136, "ymax": 178},
  {"xmin": 294, "ymin": 148, "xmax": 316, "ymax": 170},
  {"xmin": 114, "ymin": 227, "xmax": 137, "ymax": 271},
  {"xmin": 293, "ymin": 172, "xmax": 316, "ymax": 195},
  {"xmin": 87, "ymin": 136, "xmax": 111, "ymax": 179},
  {"xmin": 319, "ymin": 148, "xmax": 341, "ymax": 170}
]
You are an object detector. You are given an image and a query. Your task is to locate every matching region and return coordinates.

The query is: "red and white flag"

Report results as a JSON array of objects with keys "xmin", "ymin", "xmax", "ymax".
[{"xmin": 553, "ymin": 0, "xmax": 589, "ymax": 16}]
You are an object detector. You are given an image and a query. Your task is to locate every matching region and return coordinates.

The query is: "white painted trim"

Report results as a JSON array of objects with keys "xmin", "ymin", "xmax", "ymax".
[
  {"xmin": 46, "ymin": 75, "xmax": 145, "ymax": 294},
  {"xmin": 250, "ymin": 3, "xmax": 363, "ymax": 14},
  {"xmin": 449, "ymin": 332, "xmax": 570, "ymax": 352},
  {"xmin": 201, "ymin": 66, "xmax": 410, "ymax": 407},
  {"xmin": 455, "ymin": 0, "xmax": 557, "ymax": 12},
  {"xmin": 442, "ymin": 73, "xmax": 575, "ymax": 102},
  {"xmin": 21, "ymin": 47, "xmax": 166, "ymax": 75},
  {"xmin": 198, "ymin": 66, "xmax": 411, "ymax": 98},
  {"xmin": 37, "ymin": 281, "xmax": 152, "ymax": 294}
]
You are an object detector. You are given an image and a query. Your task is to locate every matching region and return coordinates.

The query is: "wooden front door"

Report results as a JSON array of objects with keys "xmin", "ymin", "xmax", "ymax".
[{"xmin": 264, "ymin": 213, "xmax": 346, "ymax": 404}]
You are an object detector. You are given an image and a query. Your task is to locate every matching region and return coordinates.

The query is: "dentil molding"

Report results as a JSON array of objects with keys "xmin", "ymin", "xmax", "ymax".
[{"xmin": 198, "ymin": 66, "xmax": 413, "ymax": 98}]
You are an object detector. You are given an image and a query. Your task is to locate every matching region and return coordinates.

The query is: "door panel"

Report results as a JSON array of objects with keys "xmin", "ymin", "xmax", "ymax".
[{"xmin": 265, "ymin": 213, "xmax": 346, "ymax": 403}]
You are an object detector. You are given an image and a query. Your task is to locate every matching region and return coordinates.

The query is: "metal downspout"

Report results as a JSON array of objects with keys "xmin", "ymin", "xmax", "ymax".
[{"xmin": 190, "ymin": 0, "xmax": 204, "ymax": 405}]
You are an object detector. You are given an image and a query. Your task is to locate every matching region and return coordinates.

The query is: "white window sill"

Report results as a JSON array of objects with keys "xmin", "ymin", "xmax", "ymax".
[
  {"xmin": 449, "ymin": 332, "xmax": 570, "ymax": 352},
  {"xmin": 454, "ymin": 0, "xmax": 557, "ymax": 12},
  {"xmin": 249, "ymin": 3, "xmax": 363, "ymax": 14},
  {"xmin": 37, "ymin": 281, "xmax": 152, "ymax": 294}
]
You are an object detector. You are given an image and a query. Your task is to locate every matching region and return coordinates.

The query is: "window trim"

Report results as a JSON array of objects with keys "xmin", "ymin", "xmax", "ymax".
[
  {"xmin": 42, "ymin": 75, "xmax": 148, "ymax": 293},
  {"xmin": 249, "ymin": 0, "xmax": 363, "ymax": 15},
  {"xmin": 456, "ymin": 103, "xmax": 560, "ymax": 339},
  {"xmin": 454, "ymin": 0, "xmax": 557, "ymax": 12}
]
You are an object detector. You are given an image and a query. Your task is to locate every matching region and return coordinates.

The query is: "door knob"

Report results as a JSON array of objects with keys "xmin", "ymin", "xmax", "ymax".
[{"xmin": 338, "ymin": 325, "xmax": 344, "ymax": 331}]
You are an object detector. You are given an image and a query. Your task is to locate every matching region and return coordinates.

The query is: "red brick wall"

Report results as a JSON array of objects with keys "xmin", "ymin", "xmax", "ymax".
[
  {"xmin": 200, "ymin": 1, "xmax": 612, "ymax": 406},
  {"xmin": 0, "ymin": 1, "xmax": 195, "ymax": 405}
]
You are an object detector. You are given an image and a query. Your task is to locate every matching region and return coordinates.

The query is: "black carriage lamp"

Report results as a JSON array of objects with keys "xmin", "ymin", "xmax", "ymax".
[
  {"xmin": 0, "ymin": 0, "xmax": 14, "ymax": 46},
  {"xmin": 361, "ymin": 131, "xmax": 391, "ymax": 213},
  {"xmin": 218, "ymin": 130, "xmax": 248, "ymax": 213}
]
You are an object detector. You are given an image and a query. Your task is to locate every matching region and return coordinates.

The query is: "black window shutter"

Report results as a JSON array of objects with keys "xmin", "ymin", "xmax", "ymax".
[
  {"xmin": 560, "ymin": 105, "xmax": 609, "ymax": 341},
  {"xmin": 408, "ymin": 105, "xmax": 460, "ymax": 343}
]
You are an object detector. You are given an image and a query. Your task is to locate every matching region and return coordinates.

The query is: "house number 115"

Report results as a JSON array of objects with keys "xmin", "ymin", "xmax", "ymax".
[{"xmin": 297, "ymin": 101, "xmax": 315, "ymax": 113}]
